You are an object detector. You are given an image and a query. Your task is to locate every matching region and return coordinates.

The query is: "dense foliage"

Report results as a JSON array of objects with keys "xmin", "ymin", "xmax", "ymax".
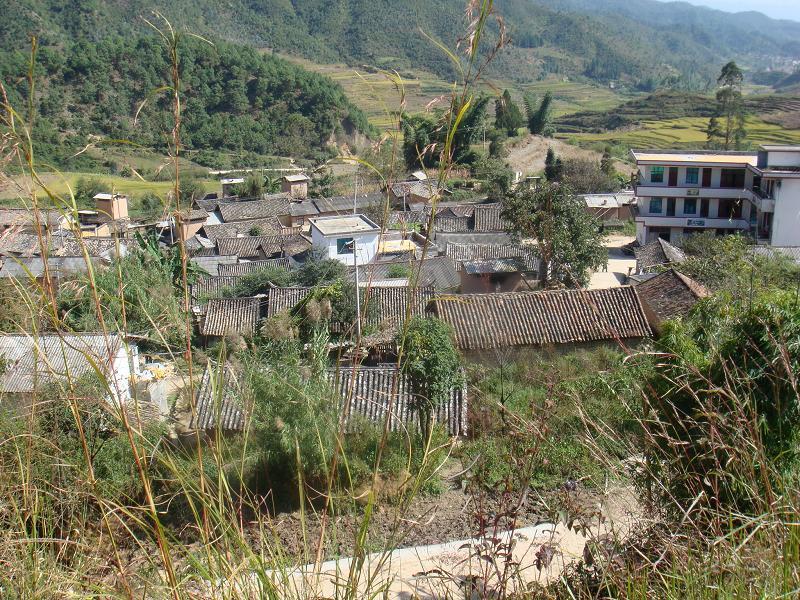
[{"xmin": 0, "ymin": 34, "xmax": 371, "ymax": 168}]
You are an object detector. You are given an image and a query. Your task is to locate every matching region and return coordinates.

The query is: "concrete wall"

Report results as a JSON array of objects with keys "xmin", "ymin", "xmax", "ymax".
[
  {"xmin": 311, "ymin": 228, "xmax": 379, "ymax": 267},
  {"xmin": 767, "ymin": 151, "xmax": 800, "ymax": 167},
  {"xmin": 771, "ymin": 178, "xmax": 800, "ymax": 246},
  {"xmin": 459, "ymin": 272, "xmax": 522, "ymax": 294}
]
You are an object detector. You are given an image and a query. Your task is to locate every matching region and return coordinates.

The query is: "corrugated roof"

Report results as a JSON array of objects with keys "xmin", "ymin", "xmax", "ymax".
[
  {"xmin": 430, "ymin": 287, "xmax": 652, "ymax": 350},
  {"xmin": 328, "ymin": 366, "xmax": 467, "ymax": 436},
  {"xmin": 217, "ymin": 258, "xmax": 291, "ymax": 276},
  {"xmin": 0, "ymin": 333, "xmax": 124, "ymax": 394},
  {"xmin": 190, "ymin": 363, "xmax": 245, "ymax": 431},
  {"xmin": 200, "ymin": 297, "xmax": 262, "ymax": 337}
]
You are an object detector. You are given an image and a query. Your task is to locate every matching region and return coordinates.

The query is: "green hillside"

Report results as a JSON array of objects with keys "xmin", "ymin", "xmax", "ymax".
[{"xmin": 5, "ymin": 0, "xmax": 800, "ymax": 91}]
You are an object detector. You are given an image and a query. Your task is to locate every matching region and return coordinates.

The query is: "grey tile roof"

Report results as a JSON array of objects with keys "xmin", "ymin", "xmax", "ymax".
[
  {"xmin": 190, "ymin": 363, "xmax": 245, "ymax": 432},
  {"xmin": 313, "ymin": 193, "xmax": 387, "ymax": 215},
  {"xmin": 52, "ymin": 236, "xmax": 125, "ymax": 258},
  {"xmin": 634, "ymin": 238, "xmax": 686, "ymax": 272},
  {"xmin": 217, "ymin": 258, "xmax": 291, "ymax": 276},
  {"xmin": 328, "ymin": 366, "xmax": 467, "ymax": 435},
  {"xmin": 463, "ymin": 258, "xmax": 527, "ymax": 275},
  {"xmin": 430, "ymin": 287, "xmax": 653, "ymax": 351},
  {"xmin": 202, "ymin": 218, "xmax": 284, "ymax": 241},
  {"xmin": 390, "ymin": 180, "xmax": 443, "ymax": 200},
  {"xmin": 434, "ymin": 231, "xmax": 514, "ymax": 246},
  {"xmin": 362, "ymin": 286, "xmax": 434, "ymax": 326},
  {"xmin": 265, "ymin": 287, "xmax": 312, "ymax": 317},
  {"xmin": 200, "ymin": 297, "xmax": 262, "ymax": 337},
  {"xmin": 446, "ymin": 243, "xmax": 538, "ymax": 272},
  {"xmin": 635, "ymin": 269, "xmax": 709, "ymax": 325},
  {"xmin": 433, "ymin": 215, "xmax": 471, "ymax": 233},
  {"xmin": 0, "ymin": 333, "xmax": 125, "ymax": 394},
  {"xmin": 472, "ymin": 204, "xmax": 509, "ymax": 232},
  {"xmin": 217, "ymin": 235, "xmax": 310, "ymax": 259},
  {"xmin": 0, "ymin": 231, "xmax": 44, "ymax": 257},
  {"xmin": 217, "ymin": 194, "xmax": 291, "ymax": 222},
  {"xmin": 0, "ymin": 208, "xmax": 66, "ymax": 230},
  {"xmin": 191, "ymin": 276, "xmax": 241, "ymax": 301}
]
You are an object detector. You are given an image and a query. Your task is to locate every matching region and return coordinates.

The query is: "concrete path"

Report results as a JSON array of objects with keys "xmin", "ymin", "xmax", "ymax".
[
  {"xmin": 588, "ymin": 234, "xmax": 636, "ymax": 290},
  {"xmin": 251, "ymin": 486, "xmax": 640, "ymax": 599}
]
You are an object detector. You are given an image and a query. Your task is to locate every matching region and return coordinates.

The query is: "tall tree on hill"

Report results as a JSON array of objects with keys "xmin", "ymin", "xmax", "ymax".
[
  {"xmin": 502, "ymin": 181, "xmax": 606, "ymax": 288},
  {"xmin": 495, "ymin": 90, "xmax": 525, "ymax": 136},
  {"xmin": 544, "ymin": 147, "xmax": 563, "ymax": 181},
  {"xmin": 708, "ymin": 61, "xmax": 747, "ymax": 150},
  {"xmin": 525, "ymin": 91, "xmax": 554, "ymax": 136}
]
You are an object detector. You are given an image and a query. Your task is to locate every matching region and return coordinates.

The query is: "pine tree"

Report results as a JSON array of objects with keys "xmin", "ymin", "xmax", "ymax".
[
  {"xmin": 705, "ymin": 116, "xmax": 723, "ymax": 149},
  {"xmin": 495, "ymin": 89, "xmax": 524, "ymax": 136},
  {"xmin": 528, "ymin": 92, "xmax": 553, "ymax": 136},
  {"xmin": 600, "ymin": 146, "xmax": 614, "ymax": 176},
  {"xmin": 544, "ymin": 147, "xmax": 563, "ymax": 181}
]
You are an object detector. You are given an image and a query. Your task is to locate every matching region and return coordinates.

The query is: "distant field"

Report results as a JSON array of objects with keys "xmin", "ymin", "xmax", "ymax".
[
  {"xmin": 559, "ymin": 116, "xmax": 800, "ymax": 151},
  {"xmin": 280, "ymin": 54, "xmax": 627, "ymax": 128}
]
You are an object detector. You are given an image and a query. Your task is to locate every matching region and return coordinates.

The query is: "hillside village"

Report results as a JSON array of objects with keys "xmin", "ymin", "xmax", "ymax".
[{"xmin": 2, "ymin": 0, "xmax": 800, "ymax": 597}]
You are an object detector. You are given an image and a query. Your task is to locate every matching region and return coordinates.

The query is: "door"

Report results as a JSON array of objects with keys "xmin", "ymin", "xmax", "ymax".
[
  {"xmin": 701, "ymin": 168, "xmax": 712, "ymax": 187},
  {"xmin": 700, "ymin": 198, "xmax": 709, "ymax": 218},
  {"xmin": 667, "ymin": 198, "xmax": 676, "ymax": 217},
  {"xmin": 668, "ymin": 167, "xmax": 678, "ymax": 187}
]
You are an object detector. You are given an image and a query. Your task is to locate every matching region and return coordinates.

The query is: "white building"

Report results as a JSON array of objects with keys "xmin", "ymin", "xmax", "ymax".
[
  {"xmin": 308, "ymin": 214, "xmax": 381, "ymax": 266},
  {"xmin": 631, "ymin": 145, "xmax": 800, "ymax": 247}
]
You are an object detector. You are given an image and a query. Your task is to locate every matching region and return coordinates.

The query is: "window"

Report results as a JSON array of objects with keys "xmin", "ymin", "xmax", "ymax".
[
  {"xmin": 336, "ymin": 237, "xmax": 354, "ymax": 255},
  {"xmin": 685, "ymin": 167, "xmax": 699, "ymax": 185},
  {"xmin": 649, "ymin": 197, "xmax": 663, "ymax": 214},
  {"xmin": 650, "ymin": 166, "xmax": 664, "ymax": 183},
  {"xmin": 720, "ymin": 169, "xmax": 745, "ymax": 188},
  {"xmin": 683, "ymin": 198, "xmax": 697, "ymax": 215}
]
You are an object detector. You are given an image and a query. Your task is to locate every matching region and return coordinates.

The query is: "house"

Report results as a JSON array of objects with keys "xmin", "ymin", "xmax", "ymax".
[
  {"xmin": 287, "ymin": 193, "xmax": 387, "ymax": 228},
  {"xmin": 582, "ymin": 192, "xmax": 635, "ymax": 222},
  {"xmin": 281, "ymin": 173, "xmax": 310, "ymax": 199},
  {"xmin": 631, "ymin": 145, "xmax": 800, "ymax": 247},
  {"xmin": 201, "ymin": 217, "xmax": 286, "ymax": 241},
  {"xmin": 389, "ymin": 180, "xmax": 449, "ymax": 210},
  {"xmin": 216, "ymin": 234, "xmax": 310, "ymax": 260},
  {"xmin": 446, "ymin": 242, "xmax": 538, "ymax": 272},
  {"xmin": 173, "ymin": 208, "xmax": 209, "ymax": 242},
  {"xmin": 309, "ymin": 214, "xmax": 381, "ymax": 266},
  {"xmin": 328, "ymin": 366, "xmax": 467, "ymax": 436},
  {"xmin": 429, "ymin": 287, "xmax": 652, "ymax": 359},
  {"xmin": 186, "ymin": 363, "xmax": 246, "ymax": 435},
  {"xmin": 93, "ymin": 193, "xmax": 129, "ymax": 221},
  {"xmin": 220, "ymin": 178, "xmax": 244, "ymax": 197},
  {"xmin": 0, "ymin": 333, "xmax": 140, "ymax": 407},
  {"xmin": 460, "ymin": 258, "xmax": 529, "ymax": 293},
  {"xmin": 217, "ymin": 258, "xmax": 291, "ymax": 276},
  {"xmin": 633, "ymin": 237, "xmax": 686, "ymax": 274},
  {"xmin": 191, "ymin": 276, "xmax": 242, "ymax": 303},
  {"xmin": 631, "ymin": 149, "xmax": 758, "ymax": 245},
  {"xmin": 634, "ymin": 269, "xmax": 709, "ymax": 331},
  {"xmin": 0, "ymin": 208, "xmax": 70, "ymax": 235},
  {"xmin": 472, "ymin": 204, "xmax": 509, "ymax": 232},
  {"xmin": 352, "ymin": 256, "xmax": 460, "ymax": 292},
  {"xmin": 190, "ymin": 255, "xmax": 238, "ymax": 276},
  {"xmin": 217, "ymin": 194, "xmax": 292, "ymax": 223}
]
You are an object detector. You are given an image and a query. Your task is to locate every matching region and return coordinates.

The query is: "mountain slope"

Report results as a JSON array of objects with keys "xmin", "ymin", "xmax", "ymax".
[{"xmin": 4, "ymin": 0, "xmax": 800, "ymax": 91}]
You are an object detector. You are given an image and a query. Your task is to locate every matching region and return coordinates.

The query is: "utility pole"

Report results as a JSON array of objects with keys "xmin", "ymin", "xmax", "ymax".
[
  {"xmin": 353, "ymin": 175, "xmax": 358, "ymax": 215},
  {"xmin": 350, "ymin": 239, "xmax": 362, "ymax": 341}
]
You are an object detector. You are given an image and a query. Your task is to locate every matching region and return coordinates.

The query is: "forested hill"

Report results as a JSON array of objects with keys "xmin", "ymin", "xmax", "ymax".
[
  {"xmin": 4, "ymin": 0, "xmax": 800, "ymax": 91},
  {"xmin": 0, "ymin": 35, "xmax": 372, "ymax": 167}
]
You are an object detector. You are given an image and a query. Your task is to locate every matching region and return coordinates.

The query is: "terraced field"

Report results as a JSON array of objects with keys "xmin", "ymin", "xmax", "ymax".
[
  {"xmin": 281, "ymin": 54, "xmax": 626, "ymax": 128},
  {"xmin": 559, "ymin": 116, "xmax": 800, "ymax": 151}
]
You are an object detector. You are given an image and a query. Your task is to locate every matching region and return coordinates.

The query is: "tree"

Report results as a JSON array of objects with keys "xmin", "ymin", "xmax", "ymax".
[
  {"xmin": 474, "ymin": 157, "xmax": 514, "ymax": 202},
  {"xmin": 400, "ymin": 317, "xmax": 463, "ymax": 440},
  {"xmin": 487, "ymin": 128, "xmax": 508, "ymax": 159},
  {"xmin": 502, "ymin": 181, "xmax": 607, "ymax": 287},
  {"xmin": 494, "ymin": 90, "xmax": 525, "ymax": 136},
  {"xmin": 544, "ymin": 147, "xmax": 563, "ymax": 181},
  {"xmin": 560, "ymin": 157, "xmax": 619, "ymax": 194},
  {"xmin": 235, "ymin": 173, "xmax": 264, "ymax": 198},
  {"xmin": 709, "ymin": 61, "xmax": 747, "ymax": 150},
  {"xmin": 600, "ymin": 146, "xmax": 614, "ymax": 176},
  {"xmin": 525, "ymin": 91, "xmax": 553, "ymax": 136},
  {"xmin": 705, "ymin": 116, "xmax": 723, "ymax": 149}
]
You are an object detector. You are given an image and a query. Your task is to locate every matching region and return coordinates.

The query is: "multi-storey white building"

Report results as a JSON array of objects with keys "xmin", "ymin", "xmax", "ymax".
[{"xmin": 631, "ymin": 145, "xmax": 800, "ymax": 246}]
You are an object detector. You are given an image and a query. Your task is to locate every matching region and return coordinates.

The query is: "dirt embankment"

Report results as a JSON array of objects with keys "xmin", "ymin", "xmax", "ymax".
[{"xmin": 506, "ymin": 135, "xmax": 633, "ymax": 177}]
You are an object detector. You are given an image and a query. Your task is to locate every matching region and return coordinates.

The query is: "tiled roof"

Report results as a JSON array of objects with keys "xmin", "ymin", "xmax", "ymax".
[
  {"xmin": 52, "ymin": 236, "xmax": 125, "ymax": 258},
  {"xmin": 313, "ymin": 193, "xmax": 386, "ymax": 215},
  {"xmin": 189, "ymin": 363, "xmax": 246, "ymax": 431},
  {"xmin": 430, "ymin": 287, "xmax": 652, "ymax": 350},
  {"xmin": 217, "ymin": 258, "xmax": 291, "ymax": 276},
  {"xmin": 390, "ymin": 180, "xmax": 442, "ymax": 200},
  {"xmin": 433, "ymin": 215, "xmax": 471, "ymax": 233},
  {"xmin": 434, "ymin": 231, "xmax": 514, "ymax": 246},
  {"xmin": 634, "ymin": 238, "xmax": 686, "ymax": 272},
  {"xmin": 200, "ymin": 297, "xmax": 262, "ymax": 337},
  {"xmin": 0, "ymin": 333, "xmax": 124, "ymax": 394},
  {"xmin": 202, "ymin": 218, "xmax": 284, "ymax": 241},
  {"xmin": 215, "ymin": 235, "xmax": 292, "ymax": 258},
  {"xmin": 386, "ymin": 211, "xmax": 428, "ymax": 227},
  {"xmin": 265, "ymin": 287, "xmax": 312, "ymax": 317},
  {"xmin": 191, "ymin": 276, "xmax": 241, "ymax": 300},
  {"xmin": 463, "ymin": 258, "xmax": 527, "ymax": 275},
  {"xmin": 635, "ymin": 269, "xmax": 709, "ymax": 325},
  {"xmin": 354, "ymin": 256, "xmax": 460, "ymax": 291},
  {"xmin": 0, "ymin": 231, "xmax": 44, "ymax": 257},
  {"xmin": 472, "ymin": 204, "xmax": 509, "ymax": 232},
  {"xmin": 328, "ymin": 366, "xmax": 467, "ymax": 436},
  {"xmin": 362, "ymin": 286, "xmax": 434, "ymax": 326},
  {"xmin": 0, "ymin": 208, "xmax": 66, "ymax": 230},
  {"xmin": 217, "ymin": 194, "xmax": 291, "ymax": 222},
  {"xmin": 446, "ymin": 243, "xmax": 538, "ymax": 272}
]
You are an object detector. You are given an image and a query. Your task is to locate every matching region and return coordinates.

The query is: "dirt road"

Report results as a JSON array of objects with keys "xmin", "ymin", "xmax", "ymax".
[{"xmin": 506, "ymin": 135, "xmax": 633, "ymax": 177}]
